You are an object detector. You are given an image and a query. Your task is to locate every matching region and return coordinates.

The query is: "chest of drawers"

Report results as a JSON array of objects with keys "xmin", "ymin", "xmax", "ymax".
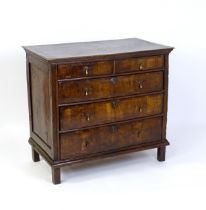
[{"xmin": 23, "ymin": 38, "xmax": 173, "ymax": 184}]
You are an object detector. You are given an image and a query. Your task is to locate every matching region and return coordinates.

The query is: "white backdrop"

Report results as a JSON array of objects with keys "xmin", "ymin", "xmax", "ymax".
[{"xmin": 0, "ymin": 0, "xmax": 206, "ymax": 209}]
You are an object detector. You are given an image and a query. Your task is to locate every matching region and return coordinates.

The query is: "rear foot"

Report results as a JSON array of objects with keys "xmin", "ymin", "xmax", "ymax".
[
  {"xmin": 32, "ymin": 148, "xmax": 40, "ymax": 162},
  {"xmin": 157, "ymin": 146, "xmax": 166, "ymax": 161},
  {"xmin": 52, "ymin": 167, "xmax": 61, "ymax": 184}
]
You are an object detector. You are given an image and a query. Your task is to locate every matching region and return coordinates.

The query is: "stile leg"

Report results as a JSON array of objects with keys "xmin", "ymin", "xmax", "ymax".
[
  {"xmin": 32, "ymin": 148, "xmax": 40, "ymax": 162},
  {"xmin": 157, "ymin": 146, "xmax": 166, "ymax": 161},
  {"xmin": 52, "ymin": 167, "xmax": 61, "ymax": 184}
]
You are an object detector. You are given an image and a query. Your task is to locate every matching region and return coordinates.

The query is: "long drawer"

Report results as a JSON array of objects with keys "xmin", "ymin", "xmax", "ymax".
[
  {"xmin": 60, "ymin": 94, "xmax": 163, "ymax": 131},
  {"xmin": 60, "ymin": 117, "xmax": 162, "ymax": 160},
  {"xmin": 58, "ymin": 71, "xmax": 163, "ymax": 104}
]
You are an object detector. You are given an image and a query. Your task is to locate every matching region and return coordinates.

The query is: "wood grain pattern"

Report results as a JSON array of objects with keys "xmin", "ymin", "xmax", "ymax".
[
  {"xmin": 58, "ymin": 71, "xmax": 163, "ymax": 104},
  {"xmin": 60, "ymin": 94, "xmax": 163, "ymax": 131},
  {"xmin": 30, "ymin": 63, "xmax": 52, "ymax": 147},
  {"xmin": 116, "ymin": 55, "xmax": 164, "ymax": 73},
  {"xmin": 29, "ymin": 137, "xmax": 169, "ymax": 167},
  {"xmin": 24, "ymin": 38, "xmax": 173, "ymax": 184},
  {"xmin": 58, "ymin": 60, "xmax": 113, "ymax": 79},
  {"xmin": 23, "ymin": 38, "xmax": 173, "ymax": 61},
  {"xmin": 60, "ymin": 117, "xmax": 162, "ymax": 160}
]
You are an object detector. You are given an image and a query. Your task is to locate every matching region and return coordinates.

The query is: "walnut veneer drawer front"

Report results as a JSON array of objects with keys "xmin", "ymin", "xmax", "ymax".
[
  {"xmin": 58, "ymin": 61, "xmax": 114, "ymax": 79},
  {"xmin": 60, "ymin": 117, "xmax": 162, "ymax": 160},
  {"xmin": 58, "ymin": 71, "xmax": 163, "ymax": 104},
  {"xmin": 116, "ymin": 55, "xmax": 164, "ymax": 73},
  {"xmin": 60, "ymin": 94, "xmax": 163, "ymax": 131},
  {"xmin": 24, "ymin": 38, "xmax": 173, "ymax": 184}
]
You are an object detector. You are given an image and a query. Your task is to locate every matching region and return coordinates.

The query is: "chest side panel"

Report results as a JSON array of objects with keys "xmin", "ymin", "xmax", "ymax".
[{"xmin": 28, "ymin": 56, "xmax": 54, "ymax": 158}]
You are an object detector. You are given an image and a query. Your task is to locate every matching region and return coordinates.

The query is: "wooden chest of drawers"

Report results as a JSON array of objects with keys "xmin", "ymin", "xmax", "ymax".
[{"xmin": 23, "ymin": 38, "xmax": 173, "ymax": 184}]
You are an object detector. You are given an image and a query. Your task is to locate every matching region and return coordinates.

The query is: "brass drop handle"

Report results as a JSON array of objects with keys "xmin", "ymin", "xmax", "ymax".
[
  {"xmin": 82, "ymin": 140, "xmax": 89, "ymax": 151},
  {"xmin": 135, "ymin": 106, "xmax": 143, "ymax": 113},
  {"xmin": 138, "ymin": 81, "xmax": 144, "ymax": 89},
  {"xmin": 139, "ymin": 63, "xmax": 143, "ymax": 70},
  {"xmin": 139, "ymin": 107, "xmax": 143, "ymax": 113},
  {"xmin": 83, "ymin": 66, "xmax": 89, "ymax": 76},
  {"xmin": 84, "ymin": 112, "xmax": 92, "ymax": 121},
  {"xmin": 84, "ymin": 87, "xmax": 92, "ymax": 96},
  {"xmin": 84, "ymin": 140, "xmax": 89, "ymax": 147},
  {"xmin": 110, "ymin": 77, "xmax": 117, "ymax": 85},
  {"xmin": 86, "ymin": 114, "xmax": 90, "ymax": 121},
  {"xmin": 85, "ymin": 89, "xmax": 89, "ymax": 96},
  {"xmin": 111, "ymin": 100, "xmax": 119, "ymax": 109},
  {"xmin": 111, "ymin": 125, "xmax": 118, "ymax": 133}
]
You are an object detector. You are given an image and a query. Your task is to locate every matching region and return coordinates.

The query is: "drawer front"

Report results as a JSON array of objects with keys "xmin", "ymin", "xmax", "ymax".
[
  {"xmin": 60, "ymin": 94, "xmax": 163, "ymax": 131},
  {"xmin": 58, "ymin": 71, "xmax": 163, "ymax": 104},
  {"xmin": 58, "ymin": 61, "xmax": 113, "ymax": 79},
  {"xmin": 116, "ymin": 55, "xmax": 164, "ymax": 73},
  {"xmin": 60, "ymin": 117, "xmax": 162, "ymax": 160}
]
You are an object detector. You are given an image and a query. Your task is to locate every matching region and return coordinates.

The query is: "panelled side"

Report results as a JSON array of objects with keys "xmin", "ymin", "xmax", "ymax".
[
  {"xmin": 27, "ymin": 54, "xmax": 54, "ymax": 158},
  {"xmin": 161, "ymin": 54, "xmax": 170, "ymax": 140}
]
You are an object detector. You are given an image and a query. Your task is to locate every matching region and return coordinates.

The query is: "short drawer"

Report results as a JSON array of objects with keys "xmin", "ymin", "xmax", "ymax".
[
  {"xmin": 58, "ymin": 61, "xmax": 114, "ymax": 79},
  {"xmin": 60, "ymin": 94, "xmax": 163, "ymax": 131},
  {"xmin": 58, "ymin": 71, "xmax": 163, "ymax": 104},
  {"xmin": 116, "ymin": 55, "xmax": 164, "ymax": 73},
  {"xmin": 60, "ymin": 117, "xmax": 162, "ymax": 160}
]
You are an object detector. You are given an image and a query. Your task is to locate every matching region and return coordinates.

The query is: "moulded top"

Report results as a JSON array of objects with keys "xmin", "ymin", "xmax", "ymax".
[{"xmin": 23, "ymin": 38, "xmax": 173, "ymax": 61}]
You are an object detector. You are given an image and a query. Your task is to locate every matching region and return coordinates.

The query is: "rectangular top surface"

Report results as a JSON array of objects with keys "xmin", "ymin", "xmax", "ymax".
[{"xmin": 23, "ymin": 38, "xmax": 173, "ymax": 61}]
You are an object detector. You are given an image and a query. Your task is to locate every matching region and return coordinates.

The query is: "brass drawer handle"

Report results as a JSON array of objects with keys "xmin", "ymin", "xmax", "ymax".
[
  {"xmin": 135, "ymin": 106, "xmax": 143, "ymax": 113},
  {"xmin": 84, "ymin": 112, "xmax": 92, "ymax": 121},
  {"xmin": 137, "ymin": 81, "xmax": 143, "ymax": 89},
  {"xmin": 111, "ymin": 100, "xmax": 119, "ymax": 109},
  {"xmin": 110, "ymin": 77, "xmax": 117, "ymax": 85},
  {"xmin": 111, "ymin": 125, "xmax": 118, "ymax": 133},
  {"xmin": 82, "ymin": 140, "xmax": 89, "ymax": 151},
  {"xmin": 84, "ymin": 87, "xmax": 92, "ymax": 96},
  {"xmin": 83, "ymin": 140, "xmax": 89, "ymax": 147},
  {"xmin": 139, "ymin": 63, "xmax": 143, "ymax": 70},
  {"xmin": 83, "ymin": 66, "xmax": 89, "ymax": 76}
]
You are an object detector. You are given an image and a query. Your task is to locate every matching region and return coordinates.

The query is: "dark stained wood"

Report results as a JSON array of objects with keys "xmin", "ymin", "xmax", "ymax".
[
  {"xmin": 60, "ymin": 94, "xmax": 163, "ymax": 131},
  {"xmin": 158, "ymin": 55, "xmax": 170, "ymax": 162},
  {"xmin": 26, "ymin": 54, "xmax": 33, "ymax": 135},
  {"xmin": 23, "ymin": 38, "xmax": 173, "ymax": 62},
  {"xmin": 116, "ymin": 55, "xmax": 164, "ymax": 73},
  {"xmin": 52, "ymin": 167, "xmax": 61, "ymax": 184},
  {"xmin": 29, "ymin": 136, "xmax": 169, "ymax": 167},
  {"xmin": 58, "ymin": 60, "xmax": 113, "ymax": 79},
  {"xmin": 24, "ymin": 38, "xmax": 173, "ymax": 184},
  {"xmin": 58, "ymin": 71, "xmax": 163, "ymax": 104},
  {"xmin": 30, "ymin": 63, "xmax": 52, "ymax": 146},
  {"xmin": 50, "ymin": 64, "xmax": 59, "ymax": 160},
  {"xmin": 59, "ymin": 114, "xmax": 164, "ymax": 133},
  {"xmin": 157, "ymin": 147, "xmax": 166, "ymax": 161},
  {"xmin": 162, "ymin": 55, "xmax": 169, "ymax": 140},
  {"xmin": 60, "ymin": 117, "xmax": 162, "ymax": 160},
  {"xmin": 28, "ymin": 137, "xmax": 53, "ymax": 166},
  {"xmin": 26, "ymin": 55, "xmax": 54, "ymax": 158},
  {"xmin": 32, "ymin": 148, "xmax": 40, "ymax": 162}
]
